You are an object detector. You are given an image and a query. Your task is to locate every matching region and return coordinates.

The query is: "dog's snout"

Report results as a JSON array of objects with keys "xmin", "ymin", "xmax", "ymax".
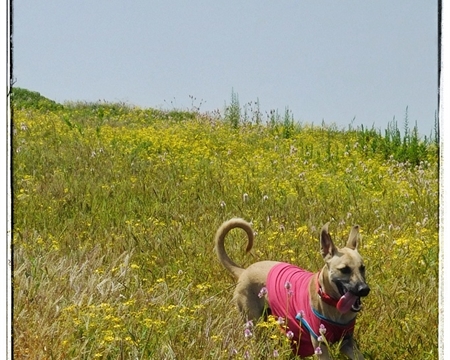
[{"xmin": 358, "ymin": 284, "xmax": 370, "ymax": 297}]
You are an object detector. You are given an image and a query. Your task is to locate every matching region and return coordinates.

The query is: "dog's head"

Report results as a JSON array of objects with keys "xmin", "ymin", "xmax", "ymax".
[{"xmin": 319, "ymin": 223, "xmax": 370, "ymax": 313}]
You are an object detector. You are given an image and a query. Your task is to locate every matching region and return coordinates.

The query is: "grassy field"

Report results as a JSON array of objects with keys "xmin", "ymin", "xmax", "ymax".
[{"xmin": 12, "ymin": 88, "xmax": 439, "ymax": 359}]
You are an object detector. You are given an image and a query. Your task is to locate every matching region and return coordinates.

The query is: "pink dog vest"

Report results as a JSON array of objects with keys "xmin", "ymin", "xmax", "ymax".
[{"xmin": 266, "ymin": 263, "xmax": 355, "ymax": 357}]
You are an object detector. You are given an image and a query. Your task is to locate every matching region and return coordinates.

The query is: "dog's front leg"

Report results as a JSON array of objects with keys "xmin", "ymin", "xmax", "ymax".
[
  {"xmin": 310, "ymin": 337, "xmax": 331, "ymax": 359},
  {"xmin": 340, "ymin": 337, "xmax": 364, "ymax": 359}
]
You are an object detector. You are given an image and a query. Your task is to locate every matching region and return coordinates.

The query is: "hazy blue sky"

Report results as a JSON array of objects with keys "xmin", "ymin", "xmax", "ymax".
[{"xmin": 13, "ymin": 1, "xmax": 438, "ymax": 137}]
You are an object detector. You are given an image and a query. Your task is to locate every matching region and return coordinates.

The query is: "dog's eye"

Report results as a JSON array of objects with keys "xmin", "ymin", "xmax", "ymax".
[
  {"xmin": 340, "ymin": 266, "xmax": 351, "ymax": 274},
  {"xmin": 360, "ymin": 265, "xmax": 366, "ymax": 273}
]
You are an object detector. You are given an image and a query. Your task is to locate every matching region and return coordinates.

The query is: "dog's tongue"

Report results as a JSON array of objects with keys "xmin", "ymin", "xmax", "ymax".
[{"xmin": 336, "ymin": 292, "xmax": 358, "ymax": 313}]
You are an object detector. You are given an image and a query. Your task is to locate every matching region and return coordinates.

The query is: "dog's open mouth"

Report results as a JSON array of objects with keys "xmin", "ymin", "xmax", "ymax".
[{"xmin": 336, "ymin": 283, "xmax": 362, "ymax": 314}]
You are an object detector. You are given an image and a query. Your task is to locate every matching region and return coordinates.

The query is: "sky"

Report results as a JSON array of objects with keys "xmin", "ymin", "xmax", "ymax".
[{"xmin": 12, "ymin": 1, "xmax": 438, "ymax": 138}]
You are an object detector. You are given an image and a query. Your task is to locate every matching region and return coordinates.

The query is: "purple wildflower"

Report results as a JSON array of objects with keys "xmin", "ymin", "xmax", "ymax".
[
  {"xmin": 284, "ymin": 281, "xmax": 292, "ymax": 290},
  {"xmin": 315, "ymin": 346, "xmax": 323, "ymax": 355},
  {"xmin": 295, "ymin": 310, "xmax": 305, "ymax": 320},
  {"xmin": 258, "ymin": 287, "xmax": 268, "ymax": 298}
]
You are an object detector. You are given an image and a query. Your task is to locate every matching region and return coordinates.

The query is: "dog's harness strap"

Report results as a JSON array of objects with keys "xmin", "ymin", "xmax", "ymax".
[
  {"xmin": 316, "ymin": 272, "xmax": 339, "ymax": 308},
  {"xmin": 295, "ymin": 309, "xmax": 356, "ymax": 343},
  {"xmin": 296, "ymin": 313, "xmax": 319, "ymax": 340},
  {"xmin": 311, "ymin": 307, "xmax": 356, "ymax": 327}
]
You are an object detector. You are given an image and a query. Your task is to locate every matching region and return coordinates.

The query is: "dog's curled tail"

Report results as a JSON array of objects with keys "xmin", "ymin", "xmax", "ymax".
[{"xmin": 214, "ymin": 218, "xmax": 254, "ymax": 280}]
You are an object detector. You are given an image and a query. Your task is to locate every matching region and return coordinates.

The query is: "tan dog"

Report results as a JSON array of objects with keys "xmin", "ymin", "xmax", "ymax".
[{"xmin": 214, "ymin": 218, "xmax": 370, "ymax": 359}]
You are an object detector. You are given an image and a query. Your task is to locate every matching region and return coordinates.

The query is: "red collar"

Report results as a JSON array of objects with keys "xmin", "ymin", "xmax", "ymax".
[{"xmin": 316, "ymin": 272, "xmax": 339, "ymax": 308}]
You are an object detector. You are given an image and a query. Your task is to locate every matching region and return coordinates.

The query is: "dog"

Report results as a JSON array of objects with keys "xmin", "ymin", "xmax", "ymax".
[{"xmin": 214, "ymin": 218, "xmax": 370, "ymax": 359}]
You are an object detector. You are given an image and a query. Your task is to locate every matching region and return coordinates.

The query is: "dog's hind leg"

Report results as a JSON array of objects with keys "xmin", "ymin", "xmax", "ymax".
[
  {"xmin": 232, "ymin": 261, "xmax": 279, "ymax": 321},
  {"xmin": 233, "ymin": 279, "xmax": 268, "ymax": 321}
]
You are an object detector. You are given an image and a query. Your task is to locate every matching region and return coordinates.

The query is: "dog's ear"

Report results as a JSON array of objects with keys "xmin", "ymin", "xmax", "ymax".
[
  {"xmin": 346, "ymin": 225, "xmax": 361, "ymax": 250},
  {"xmin": 320, "ymin": 222, "xmax": 337, "ymax": 258}
]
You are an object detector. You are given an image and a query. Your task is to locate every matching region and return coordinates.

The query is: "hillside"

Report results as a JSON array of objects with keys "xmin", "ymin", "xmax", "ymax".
[{"xmin": 12, "ymin": 88, "xmax": 439, "ymax": 359}]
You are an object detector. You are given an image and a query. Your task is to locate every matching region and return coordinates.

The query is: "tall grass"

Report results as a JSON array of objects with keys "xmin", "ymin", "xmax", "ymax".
[{"xmin": 12, "ymin": 88, "xmax": 438, "ymax": 359}]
